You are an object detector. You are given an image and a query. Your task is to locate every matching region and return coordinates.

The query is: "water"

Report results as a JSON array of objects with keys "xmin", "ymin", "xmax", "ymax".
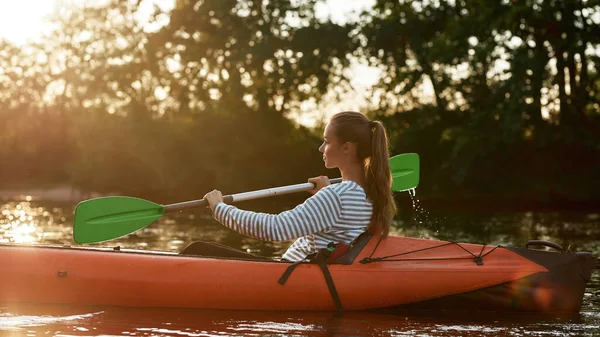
[{"xmin": 1, "ymin": 199, "xmax": 599, "ymax": 336}]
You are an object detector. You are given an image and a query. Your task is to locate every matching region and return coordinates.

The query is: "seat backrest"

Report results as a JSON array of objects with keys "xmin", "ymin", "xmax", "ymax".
[{"xmin": 330, "ymin": 231, "xmax": 373, "ymax": 265}]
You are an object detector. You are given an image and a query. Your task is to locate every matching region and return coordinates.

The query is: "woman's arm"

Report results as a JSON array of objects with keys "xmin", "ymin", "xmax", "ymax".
[{"xmin": 213, "ymin": 187, "xmax": 342, "ymax": 241}]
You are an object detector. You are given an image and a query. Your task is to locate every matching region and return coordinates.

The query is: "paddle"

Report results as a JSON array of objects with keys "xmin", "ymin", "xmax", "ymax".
[{"xmin": 73, "ymin": 153, "xmax": 419, "ymax": 244}]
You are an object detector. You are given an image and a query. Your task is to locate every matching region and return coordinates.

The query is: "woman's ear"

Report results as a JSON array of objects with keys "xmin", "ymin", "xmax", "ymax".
[{"xmin": 343, "ymin": 142, "xmax": 354, "ymax": 155}]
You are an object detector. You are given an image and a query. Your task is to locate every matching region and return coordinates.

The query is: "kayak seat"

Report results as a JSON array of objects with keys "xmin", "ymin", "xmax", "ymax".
[
  {"xmin": 328, "ymin": 231, "xmax": 373, "ymax": 265},
  {"xmin": 179, "ymin": 241, "xmax": 272, "ymax": 261}
]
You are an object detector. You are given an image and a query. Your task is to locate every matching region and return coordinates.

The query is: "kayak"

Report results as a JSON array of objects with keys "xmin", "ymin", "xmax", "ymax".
[{"xmin": 0, "ymin": 234, "xmax": 596, "ymax": 312}]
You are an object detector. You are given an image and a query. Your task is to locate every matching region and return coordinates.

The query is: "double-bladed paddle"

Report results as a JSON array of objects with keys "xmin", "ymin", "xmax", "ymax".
[{"xmin": 73, "ymin": 153, "xmax": 419, "ymax": 244}]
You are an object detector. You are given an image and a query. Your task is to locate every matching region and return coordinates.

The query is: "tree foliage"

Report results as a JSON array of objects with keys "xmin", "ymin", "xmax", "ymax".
[
  {"xmin": 1, "ymin": 0, "xmax": 598, "ymax": 207},
  {"xmin": 359, "ymin": 0, "xmax": 600, "ymax": 202}
]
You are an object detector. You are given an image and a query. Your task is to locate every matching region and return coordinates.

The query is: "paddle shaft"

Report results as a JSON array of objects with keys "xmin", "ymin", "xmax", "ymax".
[{"xmin": 164, "ymin": 178, "xmax": 343, "ymax": 213}]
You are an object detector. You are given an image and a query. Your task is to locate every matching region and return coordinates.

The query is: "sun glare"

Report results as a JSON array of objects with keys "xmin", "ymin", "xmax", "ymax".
[
  {"xmin": 0, "ymin": 201, "xmax": 73, "ymax": 244},
  {"xmin": 0, "ymin": 0, "xmax": 58, "ymax": 45},
  {"xmin": 0, "ymin": 202, "xmax": 39, "ymax": 243},
  {"xmin": 0, "ymin": 0, "xmax": 174, "ymax": 45}
]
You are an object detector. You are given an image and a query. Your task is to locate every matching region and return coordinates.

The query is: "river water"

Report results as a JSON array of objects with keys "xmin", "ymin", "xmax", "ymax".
[{"xmin": 0, "ymin": 199, "xmax": 599, "ymax": 336}]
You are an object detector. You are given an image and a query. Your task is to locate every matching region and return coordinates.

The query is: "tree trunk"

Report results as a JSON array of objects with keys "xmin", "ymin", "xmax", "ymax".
[
  {"xmin": 530, "ymin": 32, "xmax": 547, "ymax": 127},
  {"xmin": 417, "ymin": 52, "xmax": 446, "ymax": 114},
  {"xmin": 555, "ymin": 50, "xmax": 569, "ymax": 127}
]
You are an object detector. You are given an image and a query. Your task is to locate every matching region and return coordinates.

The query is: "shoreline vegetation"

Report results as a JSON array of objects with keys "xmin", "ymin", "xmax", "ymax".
[
  {"xmin": 0, "ymin": 185, "xmax": 102, "ymax": 203},
  {"xmin": 2, "ymin": 185, "xmax": 598, "ymax": 213},
  {"xmin": 1, "ymin": 0, "xmax": 599, "ymax": 210}
]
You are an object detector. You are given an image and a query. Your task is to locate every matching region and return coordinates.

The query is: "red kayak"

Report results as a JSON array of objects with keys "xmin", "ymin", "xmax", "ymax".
[{"xmin": 0, "ymin": 234, "xmax": 596, "ymax": 312}]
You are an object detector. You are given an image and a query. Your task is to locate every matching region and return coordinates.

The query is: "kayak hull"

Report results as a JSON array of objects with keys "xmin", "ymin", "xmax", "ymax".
[{"xmin": 0, "ymin": 236, "xmax": 595, "ymax": 312}]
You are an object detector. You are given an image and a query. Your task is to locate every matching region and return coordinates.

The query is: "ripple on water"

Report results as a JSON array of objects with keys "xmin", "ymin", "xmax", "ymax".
[{"xmin": 0, "ymin": 311, "xmax": 102, "ymax": 331}]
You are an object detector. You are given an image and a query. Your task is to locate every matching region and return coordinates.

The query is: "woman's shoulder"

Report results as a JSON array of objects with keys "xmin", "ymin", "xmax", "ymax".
[{"xmin": 327, "ymin": 180, "xmax": 366, "ymax": 196}]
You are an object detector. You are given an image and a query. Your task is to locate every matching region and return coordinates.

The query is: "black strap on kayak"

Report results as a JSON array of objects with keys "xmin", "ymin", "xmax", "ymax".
[
  {"xmin": 278, "ymin": 249, "xmax": 343, "ymax": 311},
  {"xmin": 360, "ymin": 238, "xmax": 500, "ymax": 266},
  {"xmin": 277, "ymin": 232, "xmax": 373, "ymax": 311}
]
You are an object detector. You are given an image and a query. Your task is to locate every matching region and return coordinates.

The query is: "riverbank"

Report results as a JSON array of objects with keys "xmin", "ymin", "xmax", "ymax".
[
  {"xmin": 0, "ymin": 185, "xmax": 102, "ymax": 203},
  {"xmin": 2, "ymin": 185, "xmax": 599, "ymax": 213}
]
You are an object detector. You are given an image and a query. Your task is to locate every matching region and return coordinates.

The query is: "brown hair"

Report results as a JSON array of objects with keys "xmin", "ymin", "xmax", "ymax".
[{"xmin": 329, "ymin": 111, "xmax": 396, "ymax": 237}]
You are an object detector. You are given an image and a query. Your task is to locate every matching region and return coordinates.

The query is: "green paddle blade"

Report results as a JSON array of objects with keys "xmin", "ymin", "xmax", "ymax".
[
  {"xmin": 73, "ymin": 196, "xmax": 164, "ymax": 244},
  {"xmin": 390, "ymin": 153, "xmax": 419, "ymax": 192}
]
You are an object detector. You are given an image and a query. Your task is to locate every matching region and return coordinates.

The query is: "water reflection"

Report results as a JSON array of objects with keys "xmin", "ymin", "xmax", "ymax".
[{"xmin": 1, "ymin": 303, "xmax": 599, "ymax": 337}]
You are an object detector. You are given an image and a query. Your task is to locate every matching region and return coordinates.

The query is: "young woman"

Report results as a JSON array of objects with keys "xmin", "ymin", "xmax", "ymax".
[{"xmin": 203, "ymin": 111, "xmax": 396, "ymax": 262}]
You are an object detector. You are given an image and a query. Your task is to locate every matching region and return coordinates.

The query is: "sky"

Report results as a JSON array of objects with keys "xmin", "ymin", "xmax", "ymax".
[
  {"xmin": 0, "ymin": 0, "xmax": 57, "ymax": 44},
  {"xmin": 0, "ymin": 0, "xmax": 174, "ymax": 43}
]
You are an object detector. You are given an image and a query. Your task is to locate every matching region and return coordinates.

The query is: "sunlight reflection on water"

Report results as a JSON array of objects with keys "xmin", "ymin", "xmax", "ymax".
[{"xmin": 0, "ymin": 201, "xmax": 71, "ymax": 244}]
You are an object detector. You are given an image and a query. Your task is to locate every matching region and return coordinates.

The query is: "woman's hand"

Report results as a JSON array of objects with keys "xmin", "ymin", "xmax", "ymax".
[
  {"xmin": 307, "ymin": 176, "xmax": 330, "ymax": 194},
  {"xmin": 203, "ymin": 189, "xmax": 224, "ymax": 210}
]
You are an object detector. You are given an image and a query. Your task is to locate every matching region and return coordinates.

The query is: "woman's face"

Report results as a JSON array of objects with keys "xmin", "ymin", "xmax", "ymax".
[{"xmin": 319, "ymin": 123, "xmax": 345, "ymax": 169}]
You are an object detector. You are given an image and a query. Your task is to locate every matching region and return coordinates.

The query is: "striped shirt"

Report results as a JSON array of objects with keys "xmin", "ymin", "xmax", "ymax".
[{"xmin": 213, "ymin": 181, "xmax": 373, "ymax": 262}]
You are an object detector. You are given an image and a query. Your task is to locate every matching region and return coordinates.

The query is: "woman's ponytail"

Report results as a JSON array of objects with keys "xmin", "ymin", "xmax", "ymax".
[{"xmin": 365, "ymin": 121, "xmax": 396, "ymax": 237}]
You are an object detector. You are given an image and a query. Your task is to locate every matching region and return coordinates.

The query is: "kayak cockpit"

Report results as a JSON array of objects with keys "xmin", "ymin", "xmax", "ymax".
[
  {"xmin": 178, "ymin": 231, "xmax": 374, "ymax": 264},
  {"xmin": 179, "ymin": 241, "xmax": 273, "ymax": 261}
]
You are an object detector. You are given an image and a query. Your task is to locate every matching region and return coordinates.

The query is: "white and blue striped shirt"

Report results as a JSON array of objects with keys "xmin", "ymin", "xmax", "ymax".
[{"xmin": 213, "ymin": 181, "xmax": 373, "ymax": 262}]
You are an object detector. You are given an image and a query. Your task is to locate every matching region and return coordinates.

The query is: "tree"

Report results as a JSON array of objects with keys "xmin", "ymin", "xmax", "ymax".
[{"xmin": 357, "ymin": 0, "xmax": 600, "ymax": 202}]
